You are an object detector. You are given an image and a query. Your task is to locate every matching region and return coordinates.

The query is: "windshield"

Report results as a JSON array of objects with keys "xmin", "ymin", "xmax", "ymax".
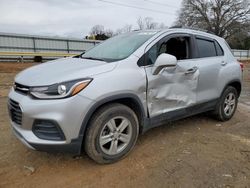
[{"xmin": 81, "ymin": 31, "xmax": 157, "ymax": 62}]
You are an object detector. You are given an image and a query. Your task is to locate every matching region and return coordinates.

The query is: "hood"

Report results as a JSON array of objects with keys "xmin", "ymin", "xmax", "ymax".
[{"xmin": 15, "ymin": 57, "xmax": 117, "ymax": 86}]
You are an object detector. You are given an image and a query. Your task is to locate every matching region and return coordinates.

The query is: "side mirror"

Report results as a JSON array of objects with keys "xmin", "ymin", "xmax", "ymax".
[{"xmin": 152, "ymin": 53, "xmax": 177, "ymax": 75}]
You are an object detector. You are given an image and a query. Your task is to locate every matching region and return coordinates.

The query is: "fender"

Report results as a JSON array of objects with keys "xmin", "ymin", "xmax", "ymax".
[{"xmin": 76, "ymin": 93, "xmax": 147, "ymax": 152}]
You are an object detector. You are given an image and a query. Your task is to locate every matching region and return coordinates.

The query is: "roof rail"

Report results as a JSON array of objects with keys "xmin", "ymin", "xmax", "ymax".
[{"xmin": 170, "ymin": 25, "xmax": 214, "ymax": 34}]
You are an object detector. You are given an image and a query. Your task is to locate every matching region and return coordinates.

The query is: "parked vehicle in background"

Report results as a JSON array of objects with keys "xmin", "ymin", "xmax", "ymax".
[{"xmin": 8, "ymin": 29, "xmax": 242, "ymax": 164}]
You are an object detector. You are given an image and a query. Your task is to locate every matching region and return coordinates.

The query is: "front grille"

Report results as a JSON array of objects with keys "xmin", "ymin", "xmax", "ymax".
[
  {"xmin": 8, "ymin": 99, "xmax": 22, "ymax": 125},
  {"xmin": 32, "ymin": 120, "xmax": 66, "ymax": 141},
  {"xmin": 14, "ymin": 82, "xmax": 30, "ymax": 95}
]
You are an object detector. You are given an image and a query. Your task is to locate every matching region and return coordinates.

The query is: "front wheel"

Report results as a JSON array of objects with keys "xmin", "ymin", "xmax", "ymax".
[
  {"xmin": 84, "ymin": 103, "xmax": 139, "ymax": 164},
  {"xmin": 213, "ymin": 86, "xmax": 238, "ymax": 121}
]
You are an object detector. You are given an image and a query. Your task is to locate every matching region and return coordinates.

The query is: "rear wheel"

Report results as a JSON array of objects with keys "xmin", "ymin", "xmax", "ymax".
[
  {"xmin": 84, "ymin": 103, "xmax": 139, "ymax": 164},
  {"xmin": 213, "ymin": 86, "xmax": 238, "ymax": 121}
]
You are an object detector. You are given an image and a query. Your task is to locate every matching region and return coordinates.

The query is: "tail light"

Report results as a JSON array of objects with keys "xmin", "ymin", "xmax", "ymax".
[{"xmin": 238, "ymin": 62, "xmax": 244, "ymax": 72}]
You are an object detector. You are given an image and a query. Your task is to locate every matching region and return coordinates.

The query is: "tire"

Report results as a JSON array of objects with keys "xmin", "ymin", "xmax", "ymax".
[
  {"xmin": 84, "ymin": 103, "xmax": 139, "ymax": 164},
  {"xmin": 213, "ymin": 86, "xmax": 238, "ymax": 121}
]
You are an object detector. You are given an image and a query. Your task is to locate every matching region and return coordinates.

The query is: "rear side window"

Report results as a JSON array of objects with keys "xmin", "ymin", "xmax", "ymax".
[
  {"xmin": 215, "ymin": 41, "xmax": 224, "ymax": 56},
  {"xmin": 196, "ymin": 38, "xmax": 217, "ymax": 58}
]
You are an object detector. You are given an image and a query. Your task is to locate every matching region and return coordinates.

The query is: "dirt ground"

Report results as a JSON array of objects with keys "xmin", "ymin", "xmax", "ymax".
[{"xmin": 0, "ymin": 61, "xmax": 250, "ymax": 188}]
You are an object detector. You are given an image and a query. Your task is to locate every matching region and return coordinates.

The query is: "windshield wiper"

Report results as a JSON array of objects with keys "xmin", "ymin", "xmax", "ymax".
[
  {"xmin": 81, "ymin": 56, "xmax": 105, "ymax": 61},
  {"xmin": 73, "ymin": 51, "xmax": 86, "ymax": 58}
]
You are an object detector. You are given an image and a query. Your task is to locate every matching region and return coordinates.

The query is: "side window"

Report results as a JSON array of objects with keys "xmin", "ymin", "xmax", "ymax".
[
  {"xmin": 196, "ymin": 38, "xmax": 217, "ymax": 58},
  {"xmin": 215, "ymin": 41, "xmax": 224, "ymax": 56},
  {"xmin": 147, "ymin": 44, "xmax": 158, "ymax": 65},
  {"xmin": 145, "ymin": 36, "xmax": 192, "ymax": 65}
]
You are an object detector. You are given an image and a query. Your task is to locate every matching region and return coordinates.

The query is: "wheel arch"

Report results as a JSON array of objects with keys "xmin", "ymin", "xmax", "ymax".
[
  {"xmin": 222, "ymin": 79, "xmax": 242, "ymax": 98},
  {"xmin": 78, "ymin": 93, "xmax": 147, "ymax": 152}
]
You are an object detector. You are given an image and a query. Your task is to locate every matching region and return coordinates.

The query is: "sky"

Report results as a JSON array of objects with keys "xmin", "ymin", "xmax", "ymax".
[{"xmin": 0, "ymin": 0, "xmax": 182, "ymax": 39}]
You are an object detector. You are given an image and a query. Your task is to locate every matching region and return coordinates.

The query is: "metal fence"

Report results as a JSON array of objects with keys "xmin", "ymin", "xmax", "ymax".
[
  {"xmin": 232, "ymin": 49, "xmax": 250, "ymax": 60},
  {"xmin": 0, "ymin": 32, "xmax": 100, "ymax": 61}
]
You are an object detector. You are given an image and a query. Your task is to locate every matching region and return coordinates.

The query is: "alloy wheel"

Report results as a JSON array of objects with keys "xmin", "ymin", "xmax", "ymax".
[
  {"xmin": 223, "ymin": 92, "xmax": 236, "ymax": 116},
  {"xmin": 99, "ymin": 116, "xmax": 132, "ymax": 155}
]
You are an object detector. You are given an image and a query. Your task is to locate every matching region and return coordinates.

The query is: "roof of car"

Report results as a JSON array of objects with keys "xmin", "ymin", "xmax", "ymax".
[
  {"xmin": 165, "ymin": 28, "xmax": 223, "ymax": 40},
  {"xmin": 135, "ymin": 28, "xmax": 223, "ymax": 41}
]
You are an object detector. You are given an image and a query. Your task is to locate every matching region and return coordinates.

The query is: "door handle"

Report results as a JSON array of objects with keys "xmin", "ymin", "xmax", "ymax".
[
  {"xmin": 185, "ymin": 66, "xmax": 198, "ymax": 75},
  {"xmin": 221, "ymin": 61, "xmax": 227, "ymax": 66}
]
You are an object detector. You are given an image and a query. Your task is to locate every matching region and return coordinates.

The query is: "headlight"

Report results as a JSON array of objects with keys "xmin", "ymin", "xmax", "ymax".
[{"xmin": 30, "ymin": 78, "xmax": 92, "ymax": 99}]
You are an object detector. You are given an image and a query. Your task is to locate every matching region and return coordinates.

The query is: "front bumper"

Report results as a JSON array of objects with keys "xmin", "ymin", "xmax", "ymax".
[
  {"xmin": 12, "ymin": 125, "xmax": 83, "ymax": 153},
  {"xmin": 8, "ymin": 87, "xmax": 94, "ymax": 154}
]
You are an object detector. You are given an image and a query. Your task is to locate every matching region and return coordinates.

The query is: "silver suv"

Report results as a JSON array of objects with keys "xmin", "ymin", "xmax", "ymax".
[{"xmin": 8, "ymin": 29, "xmax": 242, "ymax": 164}]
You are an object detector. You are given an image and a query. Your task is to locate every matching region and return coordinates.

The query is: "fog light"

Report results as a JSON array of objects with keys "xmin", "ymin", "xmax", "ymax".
[{"xmin": 32, "ymin": 120, "xmax": 65, "ymax": 141}]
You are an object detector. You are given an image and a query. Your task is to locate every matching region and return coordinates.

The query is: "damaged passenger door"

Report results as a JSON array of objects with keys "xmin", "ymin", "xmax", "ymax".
[{"xmin": 144, "ymin": 34, "xmax": 200, "ymax": 118}]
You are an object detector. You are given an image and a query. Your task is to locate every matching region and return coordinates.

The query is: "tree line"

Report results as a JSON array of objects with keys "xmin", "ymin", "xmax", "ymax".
[
  {"xmin": 85, "ymin": 17, "xmax": 167, "ymax": 40},
  {"xmin": 86, "ymin": 0, "xmax": 250, "ymax": 49}
]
